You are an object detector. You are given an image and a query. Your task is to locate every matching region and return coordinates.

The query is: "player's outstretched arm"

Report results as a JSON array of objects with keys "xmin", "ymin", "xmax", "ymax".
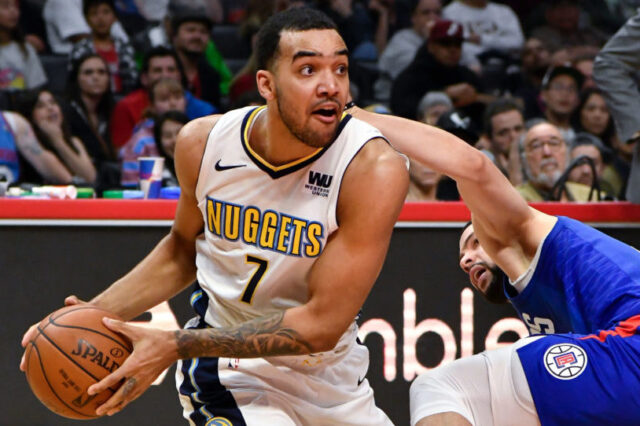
[
  {"xmin": 349, "ymin": 107, "xmax": 555, "ymax": 276},
  {"xmin": 86, "ymin": 138, "xmax": 409, "ymax": 416},
  {"xmin": 88, "ymin": 116, "xmax": 220, "ymax": 320}
]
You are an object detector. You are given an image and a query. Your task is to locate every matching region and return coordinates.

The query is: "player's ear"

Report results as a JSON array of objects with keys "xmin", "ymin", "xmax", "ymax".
[{"xmin": 256, "ymin": 70, "xmax": 276, "ymax": 101}]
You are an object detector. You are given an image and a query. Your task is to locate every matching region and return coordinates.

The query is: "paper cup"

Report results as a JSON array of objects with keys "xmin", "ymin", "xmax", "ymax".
[{"xmin": 138, "ymin": 157, "xmax": 164, "ymax": 199}]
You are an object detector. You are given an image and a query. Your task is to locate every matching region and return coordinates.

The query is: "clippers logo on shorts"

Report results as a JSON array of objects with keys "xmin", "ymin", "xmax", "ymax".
[
  {"xmin": 543, "ymin": 343, "xmax": 588, "ymax": 380},
  {"xmin": 305, "ymin": 170, "xmax": 333, "ymax": 197}
]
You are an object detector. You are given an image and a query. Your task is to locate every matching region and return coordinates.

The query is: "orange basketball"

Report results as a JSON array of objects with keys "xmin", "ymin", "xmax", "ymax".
[{"xmin": 23, "ymin": 305, "xmax": 133, "ymax": 419}]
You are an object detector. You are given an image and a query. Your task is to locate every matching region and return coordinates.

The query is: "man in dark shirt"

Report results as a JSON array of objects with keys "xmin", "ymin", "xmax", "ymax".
[{"xmin": 390, "ymin": 19, "xmax": 487, "ymax": 122}]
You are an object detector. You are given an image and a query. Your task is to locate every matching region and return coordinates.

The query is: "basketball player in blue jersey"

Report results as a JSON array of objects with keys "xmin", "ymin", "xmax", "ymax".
[
  {"xmin": 21, "ymin": 8, "xmax": 408, "ymax": 425},
  {"xmin": 348, "ymin": 113, "xmax": 640, "ymax": 424}
]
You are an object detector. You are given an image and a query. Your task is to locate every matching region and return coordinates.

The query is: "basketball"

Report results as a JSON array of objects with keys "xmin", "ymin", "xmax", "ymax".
[{"xmin": 23, "ymin": 305, "xmax": 133, "ymax": 419}]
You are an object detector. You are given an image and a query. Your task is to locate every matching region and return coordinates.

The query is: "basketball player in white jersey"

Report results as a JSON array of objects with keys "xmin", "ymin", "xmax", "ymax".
[{"xmin": 21, "ymin": 7, "xmax": 408, "ymax": 425}]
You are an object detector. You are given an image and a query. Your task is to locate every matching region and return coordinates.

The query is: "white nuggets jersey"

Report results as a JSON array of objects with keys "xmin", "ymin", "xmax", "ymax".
[{"xmin": 194, "ymin": 106, "xmax": 386, "ymax": 328}]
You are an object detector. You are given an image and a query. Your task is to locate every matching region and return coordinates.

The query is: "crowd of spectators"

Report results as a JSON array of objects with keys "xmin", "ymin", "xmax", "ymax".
[{"xmin": 0, "ymin": 0, "xmax": 639, "ymax": 203}]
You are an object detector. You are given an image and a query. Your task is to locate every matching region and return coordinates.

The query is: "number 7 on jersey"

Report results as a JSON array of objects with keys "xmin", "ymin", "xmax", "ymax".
[{"xmin": 241, "ymin": 255, "xmax": 268, "ymax": 304}]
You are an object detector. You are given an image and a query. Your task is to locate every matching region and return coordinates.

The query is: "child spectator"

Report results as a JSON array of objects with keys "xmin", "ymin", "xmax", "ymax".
[
  {"xmin": 69, "ymin": 0, "xmax": 138, "ymax": 94},
  {"xmin": 119, "ymin": 78, "xmax": 185, "ymax": 186},
  {"xmin": 153, "ymin": 110, "xmax": 188, "ymax": 186},
  {"xmin": 0, "ymin": 0, "xmax": 47, "ymax": 90}
]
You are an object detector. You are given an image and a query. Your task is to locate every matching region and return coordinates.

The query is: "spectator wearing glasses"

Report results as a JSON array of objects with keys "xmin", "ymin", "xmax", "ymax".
[{"xmin": 516, "ymin": 121, "xmax": 599, "ymax": 201}]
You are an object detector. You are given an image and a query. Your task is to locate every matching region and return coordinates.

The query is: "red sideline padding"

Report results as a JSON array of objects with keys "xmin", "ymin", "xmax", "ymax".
[
  {"xmin": 0, "ymin": 199, "xmax": 178, "ymax": 220},
  {"xmin": 0, "ymin": 199, "xmax": 639, "ymax": 222}
]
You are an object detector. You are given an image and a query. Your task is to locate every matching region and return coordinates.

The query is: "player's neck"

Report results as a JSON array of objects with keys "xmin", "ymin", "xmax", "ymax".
[{"xmin": 249, "ymin": 106, "xmax": 320, "ymax": 166}]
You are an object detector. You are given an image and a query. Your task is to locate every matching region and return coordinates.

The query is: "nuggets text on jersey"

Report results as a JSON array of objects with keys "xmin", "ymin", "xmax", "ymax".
[{"xmin": 206, "ymin": 196, "xmax": 324, "ymax": 257}]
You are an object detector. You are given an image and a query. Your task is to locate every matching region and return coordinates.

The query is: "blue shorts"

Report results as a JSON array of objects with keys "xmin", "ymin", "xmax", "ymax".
[{"xmin": 517, "ymin": 316, "xmax": 640, "ymax": 425}]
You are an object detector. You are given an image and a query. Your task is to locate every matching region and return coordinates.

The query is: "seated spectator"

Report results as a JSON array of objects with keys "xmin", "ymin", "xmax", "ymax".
[
  {"xmin": 416, "ymin": 91, "xmax": 452, "ymax": 125},
  {"xmin": 43, "ymin": 0, "xmax": 129, "ymax": 55},
  {"xmin": 480, "ymin": 98, "xmax": 525, "ymax": 184},
  {"xmin": 539, "ymin": 64, "xmax": 582, "ymax": 143},
  {"xmin": 16, "ymin": 89, "xmax": 96, "ymax": 184},
  {"xmin": 442, "ymin": 0, "xmax": 524, "ymax": 62},
  {"xmin": 135, "ymin": 0, "xmax": 232, "ymax": 96},
  {"xmin": 0, "ymin": 110, "xmax": 82, "ymax": 184},
  {"xmin": 568, "ymin": 132, "xmax": 616, "ymax": 199},
  {"xmin": 168, "ymin": 2, "xmax": 222, "ymax": 106},
  {"xmin": 119, "ymin": 78, "xmax": 186, "ymax": 186},
  {"xmin": 65, "ymin": 53, "xmax": 116, "ymax": 169},
  {"xmin": 506, "ymin": 36, "xmax": 551, "ymax": 120},
  {"xmin": 0, "ymin": 0, "xmax": 47, "ymax": 90},
  {"xmin": 18, "ymin": 0, "xmax": 47, "ymax": 53},
  {"xmin": 517, "ymin": 121, "xmax": 599, "ymax": 201},
  {"xmin": 153, "ymin": 110, "xmax": 189, "ymax": 187},
  {"xmin": 572, "ymin": 52, "xmax": 596, "ymax": 89},
  {"xmin": 315, "ymin": 0, "xmax": 392, "ymax": 61},
  {"xmin": 406, "ymin": 158, "xmax": 445, "ymax": 201},
  {"xmin": 530, "ymin": 0, "xmax": 607, "ymax": 54},
  {"xmin": 375, "ymin": 0, "xmax": 443, "ymax": 101},
  {"xmin": 110, "ymin": 46, "xmax": 215, "ymax": 148},
  {"xmin": 391, "ymin": 20, "xmax": 489, "ymax": 122},
  {"xmin": 69, "ymin": 0, "xmax": 138, "ymax": 95},
  {"xmin": 571, "ymin": 87, "xmax": 629, "ymax": 197}
]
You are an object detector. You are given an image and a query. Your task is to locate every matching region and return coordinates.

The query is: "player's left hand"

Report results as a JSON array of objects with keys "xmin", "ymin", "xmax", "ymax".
[{"xmin": 88, "ymin": 318, "xmax": 178, "ymax": 416}]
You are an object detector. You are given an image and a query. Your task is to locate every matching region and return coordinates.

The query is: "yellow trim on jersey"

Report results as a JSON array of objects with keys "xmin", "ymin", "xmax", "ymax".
[{"xmin": 242, "ymin": 106, "xmax": 345, "ymax": 172}]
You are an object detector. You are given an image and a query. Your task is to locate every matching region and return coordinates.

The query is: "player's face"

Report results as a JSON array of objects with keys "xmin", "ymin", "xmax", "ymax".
[
  {"xmin": 271, "ymin": 29, "xmax": 349, "ymax": 148},
  {"xmin": 459, "ymin": 225, "xmax": 499, "ymax": 295}
]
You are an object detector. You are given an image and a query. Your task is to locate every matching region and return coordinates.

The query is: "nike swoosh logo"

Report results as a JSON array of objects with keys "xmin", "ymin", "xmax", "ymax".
[
  {"xmin": 357, "ymin": 376, "xmax": 365, "ymax": 386},
  {"xmin": 215, "ymin": 160, "xmax": 246, "ymax": 171}
]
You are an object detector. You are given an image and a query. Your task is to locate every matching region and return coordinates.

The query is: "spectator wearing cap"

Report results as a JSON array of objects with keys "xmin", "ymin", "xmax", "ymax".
[
  {"xmin": 517, "ymin": 120, "xmax": 599, "ymax": 201},
  {"xmin": 374, "ymin": 0, "xmax": 443, "ymax": 101},
  {"xmin": 391, "ymin": 19, "xmax": 489, "ymax": 123},
  {"xmin": 481, "ymin": 98, "xmax": 526, "ymax": 184},
  {"xmin": 109, "ymin": 46, "xmax": 216, "ymax": 148},
  {"xmin": 168, "ymin": 2, "xmax": 223, "ymax": 107},
  {"xmin": 539, "ymin": 64, "xmax": 582, "ymax": 144},
  {"xmin": 568, "ymin": 132, "xmax": 617, "ymax": 199},
  {"xmin": 69, "ymin": 0, "xmax": 138, "ymax": 95},
  {"xmin": 417, "ymin": 91, "xmax": 452, "ymax": 125},
  {"xmin": 442, "ymin": 0, "xmax": 524, "ymax": 62}
]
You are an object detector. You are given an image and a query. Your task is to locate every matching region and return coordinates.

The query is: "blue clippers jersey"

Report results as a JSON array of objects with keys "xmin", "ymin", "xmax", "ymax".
[{"xmin": 506, "ymin": 216, "xmax": 640, "ymax": 334}]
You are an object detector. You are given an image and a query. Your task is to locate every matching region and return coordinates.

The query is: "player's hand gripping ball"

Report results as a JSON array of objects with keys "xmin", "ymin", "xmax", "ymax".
[{"xmin": 23, "ymin": 305, "xmax": 133, "ymax": 419}]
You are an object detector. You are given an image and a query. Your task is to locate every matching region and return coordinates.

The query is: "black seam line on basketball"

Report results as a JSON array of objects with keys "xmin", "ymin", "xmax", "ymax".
[
  {"xmin": 36, "ymin": 325, "xmax": 122, "ymax": 393},
  {"xmin": 29, "ymin": 342, "xmax": 96, "ymax": 419},
  {"xmin": 48, "ymin": 316, "xmax": 133, "ymax": 352}
]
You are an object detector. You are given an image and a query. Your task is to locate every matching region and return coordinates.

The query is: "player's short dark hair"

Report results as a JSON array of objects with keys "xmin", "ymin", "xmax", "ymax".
[
  {"xmin": 483, "ymin": 98, "xmax": 523, "ymax": 137},
  {"xmin": 255, "ymin": 7, "xmax": 338, "ymax": 71},
  {"xmin": 83, "ymin": 0, "xmax": 115, "ymax": 16}
]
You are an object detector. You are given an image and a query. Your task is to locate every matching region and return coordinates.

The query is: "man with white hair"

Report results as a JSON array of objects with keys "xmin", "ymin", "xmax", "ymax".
[{"xmin": 516, "ymin": 121, "xmax": 598, "ymax": 201}]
